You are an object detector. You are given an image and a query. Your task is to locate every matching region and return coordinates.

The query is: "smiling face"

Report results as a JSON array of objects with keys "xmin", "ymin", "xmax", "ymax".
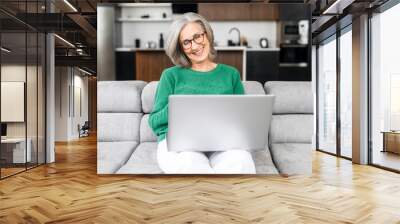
[{"xmin": 179, "ymin": 22, "xmax": 211, "ymax": 65}]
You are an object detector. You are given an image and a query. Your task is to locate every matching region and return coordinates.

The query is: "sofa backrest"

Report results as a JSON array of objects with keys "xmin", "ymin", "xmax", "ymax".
[
  {"xmin": 97, "ymin": 81, "xmax": 147, "ymax": 173},
  {"xmin": 264, "ymin": 81, "xmax": 313, "ymax": 115},
  {"xmin": 264, "ymin": 81, "xmax": 313, "ymax": 145},
  {"xmin": 264, "ymin": 81, "xmax": 314, "ymax": 175}
]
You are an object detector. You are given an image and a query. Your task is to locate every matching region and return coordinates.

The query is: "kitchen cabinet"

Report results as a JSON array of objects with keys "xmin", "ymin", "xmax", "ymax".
[
  {"xmin": 116, "ymin": 52, "xmax": 135, "ymax": 80},
  {"xmin": 215, "ymin": 51, "xmax": 243, "ymax": 80},
  {"xmin": 246, "ymin": 50, "xmax": 310, "ymax": 83},
  {"xmin": 246, "ymin": 51, "xmax": 279, "ymax": 83},
  {"xmin": 198, "ymin": 3, "xmax": 279, "ymax": 21},
  {"xmin": 135, "ymin": 50, "xmax": 174, "ymax": 82},
  {"xmin": 134, "ymin": 50, "xmax": 243, "ymax": 82}
]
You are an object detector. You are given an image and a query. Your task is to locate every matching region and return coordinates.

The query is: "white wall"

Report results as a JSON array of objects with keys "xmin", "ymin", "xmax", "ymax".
[
  {"xmin": 117, "ymin": 5, "xmax": 277, "ymax": 49},
  {"xmin": 120, "ymin": 20, "xmax": 277, "ymax": 48},
  {"xmin": 55, "ymin": 67, "xmax": 89, "ymax": 141}
]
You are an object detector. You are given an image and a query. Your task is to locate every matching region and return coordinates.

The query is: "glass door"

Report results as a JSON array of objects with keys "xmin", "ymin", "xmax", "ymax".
[
  {"xmin": 339, "ymin": 27, "xmax": 352, "ymax": 158},
  {"xmin": 370, "ymin": 2, "xmax": 400, "ymax": 171},
  {"xmin": 317, "ymin": 35, "xmax": 337, "ymax": 154}
]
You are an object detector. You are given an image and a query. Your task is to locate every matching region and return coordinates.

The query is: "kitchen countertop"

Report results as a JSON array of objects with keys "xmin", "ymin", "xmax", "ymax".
[{"xmin": 115, "ymin": 46, "xmax": 280, "ymax": 52}]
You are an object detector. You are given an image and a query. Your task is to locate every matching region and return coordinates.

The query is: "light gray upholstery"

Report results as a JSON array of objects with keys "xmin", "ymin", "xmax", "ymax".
[
  {"xmin": 242, "ymin": 81, "xmax": 265, "ymax": 95},
  {"xmin": 97, "ymin": 113, "xmax": 142, "ymax": 142},
  {"xmin": 117, "ymin": 142, "xmax": 162, "ymax": 174},
  {"xmin": 98, "ymin": 81, "xmax": 147, "ymax": 113},
  {"xmin": 264, "ymin": 81, "xmax": 313, "ymax": 114},
  {"xmin": 97, "ymin": 81, "xmax": 146, "ymax": 174},
  {"xmin": 265, "ymin": 81, "xmax": 313, "ymax": 175},
  {"xmin": 269, "ymin": 143, "xmax": 312, "ymax": 175},
  {"xmin": 270, "ymin": 114, "xmax": 313, "ymax": 143},
  {"xmin": 98, "ymin": 80, "xmax": 313, "ymax": 175},
  {"xmin": 140, "ymin": 114, "xmax": 158, "ymax": 142},
  {"xmin": 251, "ymin": 150, "xmax": 279, "ymax": 174},
  {"xmin": 141, "ymin": 81, "xmax": 158, "ymax": 113},
  {"xmin": 97, "ymin": 141, "xmax": 138, "ymax": 174}
]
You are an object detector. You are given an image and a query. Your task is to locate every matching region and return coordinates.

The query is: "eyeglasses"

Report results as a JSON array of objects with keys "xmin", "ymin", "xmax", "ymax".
[{"xmin": 181, "ymin": 32, "xmax": 206, "ymax": 50}]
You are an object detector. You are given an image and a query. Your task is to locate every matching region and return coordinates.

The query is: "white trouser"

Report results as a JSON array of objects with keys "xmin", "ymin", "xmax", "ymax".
[{"xmin": 157, "ymin": 138, "xmax": 256, "ymax": 174}]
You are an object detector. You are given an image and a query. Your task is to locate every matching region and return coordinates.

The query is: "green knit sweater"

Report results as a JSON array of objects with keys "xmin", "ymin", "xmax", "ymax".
[{"xmin": 148, "ymin": 63, "xmax": 244, "ymax": 142}]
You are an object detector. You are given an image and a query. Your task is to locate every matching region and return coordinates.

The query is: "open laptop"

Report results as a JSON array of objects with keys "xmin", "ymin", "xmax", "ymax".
[{"xmin": 167, "ymin": 95, "xmax": 275, "ymax": 152}]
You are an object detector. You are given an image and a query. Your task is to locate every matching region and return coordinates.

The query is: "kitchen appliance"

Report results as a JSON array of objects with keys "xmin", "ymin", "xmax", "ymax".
[
  {"xmin": 281, "ymin": 21, "xmax": 299, "ymax": 44},
  {"xmin": 259, "ymin": 38, "xmax": 269, "ymax": 48},
  {"xmin": 298, "ymin": 20, "xmax": 309, "ymax": 45},
  {"xmin": 279, "ymin": 44, "xmax": 308, "ymax": 64}
]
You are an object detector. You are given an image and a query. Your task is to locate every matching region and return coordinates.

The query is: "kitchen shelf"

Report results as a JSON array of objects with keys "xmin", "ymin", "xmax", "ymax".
[{"xmin": 116, "ymin": 18, "xmax": 173, "ymax": 22}]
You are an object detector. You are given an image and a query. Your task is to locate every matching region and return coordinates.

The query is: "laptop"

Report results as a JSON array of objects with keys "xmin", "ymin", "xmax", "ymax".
[{"xmin": 167, "ymin": 95, "xmax": 275, "ymax": 152}]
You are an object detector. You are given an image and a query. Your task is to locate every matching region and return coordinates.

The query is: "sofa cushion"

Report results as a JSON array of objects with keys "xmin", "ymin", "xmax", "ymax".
[
  {"xmin": 264, "ymin": 81, "xmax": 313, "ymax": 114},
  {"xmin": 98, "ymin": 81, "xmax": 147, "ymax": 113},
  {"xmin": 242, "ymin": 81, "xmax": 265, "ymax": 95},
  {"xmin": 97, "ymin": 141, "xmax": 139, "ymax": 174},
  {"xmin": 142, "ymin": 81, "xmax": 159, "ymax": 114},
  {"xmin": 140, "ymin": 114, "xmax": 158, "ymax": 142},
  {"xmin": 270, "ymin": 114, "xmax": 313, "ymax": 144},
  {"xmin": 116, "ymin": 142, "xmax": 162, "ymax": 174},
  {"xmin": 98, "ymin": 113, "xmax": 142, "ymax": 142},
  {"xmin": 269, "ymin": 143, "xmax": 312, "ymax": 175},
  {"xmin": 251, "ymin": 150, "xmax": 279, "ymax": 174}
]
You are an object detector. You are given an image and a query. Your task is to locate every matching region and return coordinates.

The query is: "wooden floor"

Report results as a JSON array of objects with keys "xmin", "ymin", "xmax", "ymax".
[
  {"xmin": 1, "ymin": 135, "xmax": 400, "ymax": 223},
  {"xmin": 372, "ymin": 150, "xmax": 400, "ymax": 171}
]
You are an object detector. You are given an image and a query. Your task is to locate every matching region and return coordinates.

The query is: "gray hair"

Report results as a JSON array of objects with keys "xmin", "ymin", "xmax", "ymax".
[{"xmin": 165, "ymin": 12, "xmax": 217, "ymax": 68}]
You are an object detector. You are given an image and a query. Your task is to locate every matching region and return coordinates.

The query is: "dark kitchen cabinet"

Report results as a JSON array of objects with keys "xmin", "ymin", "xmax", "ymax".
[
  {"xmin": 278, "ymin": 66, "xmax": 310, "ymax": 81},
  {"xmin": 116, "ymin": 51, "xmax": 135, "ymax": 80},
  {"xmin": 246, "ymin": 51, "xmax": 280, "ymax": 83}
]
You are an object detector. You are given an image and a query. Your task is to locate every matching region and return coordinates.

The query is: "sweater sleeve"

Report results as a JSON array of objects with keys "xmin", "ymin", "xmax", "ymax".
[
  {"xmin": 148, "ymin": 70, "xmax": 174, "ymax": 138},
  {"xmin": 233, "ymin": 69, "xmax": 245, "ymax": 94}
]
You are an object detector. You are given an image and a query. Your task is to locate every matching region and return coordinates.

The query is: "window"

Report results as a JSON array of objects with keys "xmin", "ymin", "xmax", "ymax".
[
  {"xmin": 339, "ymin": 28, "xmax": 352, "ymax": 158},
  {"xmin": 317, "ymin": 36, "xmax": 337, "ymax": 154},
  {"xmin": 370, "ymin": 2, "xmax": 400, "ymax": 171}
]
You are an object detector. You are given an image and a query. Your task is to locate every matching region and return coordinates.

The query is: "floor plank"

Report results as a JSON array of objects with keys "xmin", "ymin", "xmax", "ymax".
[{"xmin": 1, "ymin": 134, "xmax": 400, "ymax": 223}]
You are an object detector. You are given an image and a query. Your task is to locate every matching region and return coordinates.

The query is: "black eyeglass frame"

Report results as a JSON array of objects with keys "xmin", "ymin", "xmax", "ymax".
[{"xmin": 181, "ymin": 31, "xmax": 206, "ymax": 50}]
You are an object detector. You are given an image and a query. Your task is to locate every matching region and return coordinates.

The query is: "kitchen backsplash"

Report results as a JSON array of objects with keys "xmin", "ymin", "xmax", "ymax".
[{"xmin": 118, "ymin": 20, "xmax": 277, "ymax": 49}]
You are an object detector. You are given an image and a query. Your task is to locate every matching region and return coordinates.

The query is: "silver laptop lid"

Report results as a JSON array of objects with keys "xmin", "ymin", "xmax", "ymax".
[{"xmin": 167, "ymin": 95, "xmax": 275, "ymax": 152}]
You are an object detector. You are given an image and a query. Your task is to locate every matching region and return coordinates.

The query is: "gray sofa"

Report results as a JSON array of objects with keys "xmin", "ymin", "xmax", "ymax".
[{"xmin": 97, "ymin": 80, "xmax": 313, "ymax": 175}]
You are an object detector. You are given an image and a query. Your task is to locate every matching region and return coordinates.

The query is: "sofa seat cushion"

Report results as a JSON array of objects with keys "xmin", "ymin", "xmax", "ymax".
[
  {"xmin": 269, "ymin": 143, "xmax": 312, "ymax": 175},
  {"xmin": 97, "ymin": 141, "xmax": 139, "ymax": 174},
  {"xmin": 98, "ymin": 81, "xmax": 147, "ymax": 113},
  {"xmin": 117, "ymin": 142, "xmax": 162, "ymax": 174},
  {"xmin": 98, "ymin": 113, "xmax": 142, "ymax": 142},
  {"xmin": 270, "ymin": 114, "xmax": 313, "ymax": 144},
  {"xmin": 264, "ymin": 81, "xmax": 313, "ymax": 114},
  {"xmin": 251, "ymin": 150, "xmax": 279, "ymax": 174},
  {"xmin": 140, "ymin": 114, "xmax": 158, "ymax": 143}
]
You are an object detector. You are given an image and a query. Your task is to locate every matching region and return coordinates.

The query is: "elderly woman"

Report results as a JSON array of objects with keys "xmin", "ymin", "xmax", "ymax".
[{"xmin": 149, "ymin": 12, "xmax": 256, "ymax": 174}]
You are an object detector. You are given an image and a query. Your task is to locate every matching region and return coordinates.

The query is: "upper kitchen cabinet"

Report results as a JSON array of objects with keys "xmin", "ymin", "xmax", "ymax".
[{"xmin": 198, "ymin": 3, "xmax": 279, "ymax": 21}]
